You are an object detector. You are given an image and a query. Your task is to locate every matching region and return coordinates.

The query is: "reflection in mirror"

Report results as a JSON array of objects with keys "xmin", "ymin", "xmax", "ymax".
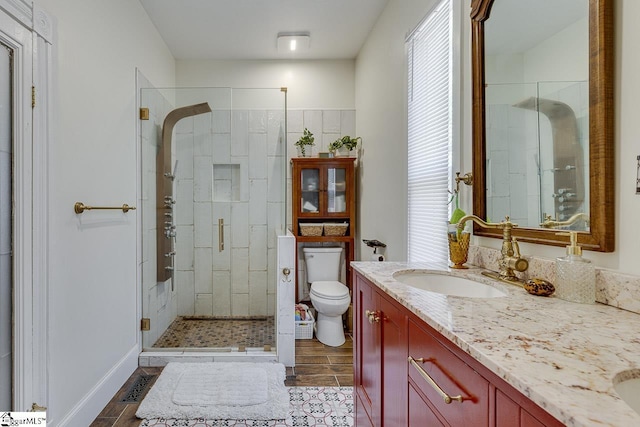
[
  {"xmin": 471, "ymin": 0, "xmax": 614, "ymax": 251},
  {"xmin": 484, "ymin": 0, "xmax": 589, "ymax": 230}
]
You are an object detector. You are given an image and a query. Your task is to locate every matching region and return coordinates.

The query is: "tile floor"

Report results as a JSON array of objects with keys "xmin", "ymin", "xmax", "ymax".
[
  {"xmin": 90, "ymin": 335, "xmax": 353, "ymax": 426},
  {"xmin": 152, "ymin": 317, "xmax": 275, "ymax": 348}
]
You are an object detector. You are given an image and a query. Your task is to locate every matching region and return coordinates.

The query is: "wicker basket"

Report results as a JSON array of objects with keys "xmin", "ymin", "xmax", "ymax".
[
  {"xmin": 295, "ymin": 310, "xmax": 315, "ymax": 339},
  {"xmin": 324, "ymin": 222, "xmax": 348, "ymax": 236},
  {"xmin": 299, "ymin": 223, "xmax": 323, "ymax": 236}
]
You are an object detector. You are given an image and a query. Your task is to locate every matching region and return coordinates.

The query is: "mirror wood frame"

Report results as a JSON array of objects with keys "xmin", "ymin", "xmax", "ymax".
[{"xmin": 470, "ymin": 0, "xmax": 614, "ymax": 251}]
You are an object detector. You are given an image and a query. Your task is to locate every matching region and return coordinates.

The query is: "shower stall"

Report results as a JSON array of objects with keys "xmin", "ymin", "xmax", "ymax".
[{"xmin": 139, "ymin": 86, "xmax": 287, "ymax": 353}]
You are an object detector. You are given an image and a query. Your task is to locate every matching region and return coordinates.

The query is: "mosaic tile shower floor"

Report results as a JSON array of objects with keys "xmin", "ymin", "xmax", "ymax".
[
  {"xmin": 152, "ymin": 317, "xmax": 275, "ymax": 348},
  {"xmin": 139, "ymin": 387, "xmax": 354, "ymax": 427}
]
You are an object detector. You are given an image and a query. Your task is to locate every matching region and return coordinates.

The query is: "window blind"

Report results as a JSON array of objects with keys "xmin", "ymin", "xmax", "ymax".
[{"xmin": 407, "ymin": 0, "xmax": 453, "ymax": 265}]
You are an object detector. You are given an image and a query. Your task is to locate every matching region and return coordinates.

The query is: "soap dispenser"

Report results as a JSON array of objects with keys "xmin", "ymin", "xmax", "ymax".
[{"xmin": 555, "ymin": 231, "xmax": 595, "ymax": 304}]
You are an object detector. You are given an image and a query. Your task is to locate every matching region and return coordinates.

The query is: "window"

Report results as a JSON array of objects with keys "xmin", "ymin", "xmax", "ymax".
[{"xmin": 407, "ymin": 0, "xmax": 457, "ymax": 264}]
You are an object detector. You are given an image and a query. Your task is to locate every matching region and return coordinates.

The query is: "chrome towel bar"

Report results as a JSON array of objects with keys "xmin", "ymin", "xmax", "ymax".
[{"xmin": 74, "ymin": 202, "xmax": 136, "ymax": 214}]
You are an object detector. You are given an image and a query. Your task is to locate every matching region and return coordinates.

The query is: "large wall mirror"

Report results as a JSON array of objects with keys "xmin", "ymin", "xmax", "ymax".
[{"xmin": 471, "ymin": 0, "xmax": 614, "ymax": 251}]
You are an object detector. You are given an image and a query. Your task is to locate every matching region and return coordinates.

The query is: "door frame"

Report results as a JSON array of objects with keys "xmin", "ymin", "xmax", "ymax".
[{"xmin": 0, "ymin": 0, "xmax": 53, "ymax": 411}]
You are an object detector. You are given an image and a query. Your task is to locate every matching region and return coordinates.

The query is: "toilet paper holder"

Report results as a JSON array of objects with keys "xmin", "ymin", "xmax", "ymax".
[{"xmin": 363, "ymin": 239, "xmax": 386, "ymax": 261}]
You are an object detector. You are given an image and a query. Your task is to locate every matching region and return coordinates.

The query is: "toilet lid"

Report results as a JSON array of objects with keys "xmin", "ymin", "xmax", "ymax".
[{"xmin": 311, "ymin": 281, "xmax": 349, "ymax": 299}]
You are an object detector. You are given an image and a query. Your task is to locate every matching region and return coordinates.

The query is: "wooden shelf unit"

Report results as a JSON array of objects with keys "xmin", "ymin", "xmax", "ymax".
[{"xmin": 291, "ymin": 157, "xmax": 356, "ymax": 299}]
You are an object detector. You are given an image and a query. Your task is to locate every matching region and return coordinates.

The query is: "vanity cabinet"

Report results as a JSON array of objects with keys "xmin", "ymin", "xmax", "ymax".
[
  {"xmin": 353, "ymin": 271, "xmax": 564, "ymax": 427},
  {"xmin": 291, "ymin": 157, "xmax": 356, "ymax": 296},
  {"xmin": 354, "ymin": 272, "xmax": 407, "ymax": 426}
]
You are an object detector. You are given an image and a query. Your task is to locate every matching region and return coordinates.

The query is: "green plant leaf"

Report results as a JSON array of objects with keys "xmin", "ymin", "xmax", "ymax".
[
  {"xmin": 449, "ymin": 208, "xmax": 466, "ymax": 225},
  {"xmin": 295, "ymin": 128, "xmax": 315, "ymax": 147}
]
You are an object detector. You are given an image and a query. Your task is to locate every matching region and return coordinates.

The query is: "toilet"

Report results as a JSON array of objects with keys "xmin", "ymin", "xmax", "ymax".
[{"xmin": 303, "ymin": 247, "xmax": 351, "ymax": 347}]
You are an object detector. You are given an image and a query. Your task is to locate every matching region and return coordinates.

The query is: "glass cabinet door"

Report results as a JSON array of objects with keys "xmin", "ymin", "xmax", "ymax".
[
  {"xmin": 326, "ymin": 167, "xmax": 347, "ymax": 213},
  {"xmin": 301, "ymin": 168, "xmax": 320, "ymax": 213}
]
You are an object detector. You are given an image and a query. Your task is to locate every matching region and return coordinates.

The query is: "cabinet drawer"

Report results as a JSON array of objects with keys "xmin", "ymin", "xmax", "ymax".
[
  {"xmin": 496, "ymin": 388, "xmax": 560, "ymax": 427},
  {"xmin": 409, "ymin": 382, "xmax": 446, "ymax": 427},
  {"xmin": 408, "ymin": 320, "xmax": 489, "ymax": 426}
]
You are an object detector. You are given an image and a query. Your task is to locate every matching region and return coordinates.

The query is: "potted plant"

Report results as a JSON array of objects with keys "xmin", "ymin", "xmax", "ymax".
[
  {"xmin": 447, "ymin": 190, "xmax": 469, "ymax": 269},
  {"xmin": 329, "ymin": 135, "xmax": 362, "ymax": 157},
  {"xmin": 295, "ymin": 128, "xmax": 315, "ymax": 157}
]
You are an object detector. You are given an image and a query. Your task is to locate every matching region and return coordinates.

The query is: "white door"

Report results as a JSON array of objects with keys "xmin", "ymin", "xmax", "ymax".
[{"xmin": 0, "ymin": 2, "xmax": 46, "ymax": 411}]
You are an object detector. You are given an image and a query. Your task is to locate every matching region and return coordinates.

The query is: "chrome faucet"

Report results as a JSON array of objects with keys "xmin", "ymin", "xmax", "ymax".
[{"xmin": 457, "ymin": 215, "xmax": 528, "ymax": 283}]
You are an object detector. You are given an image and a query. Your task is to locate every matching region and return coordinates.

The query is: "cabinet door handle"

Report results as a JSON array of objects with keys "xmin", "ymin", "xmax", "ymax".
[
  {"xmin": 365, "ymin": 309, "xmax": 380, "ymax": 324},
  {"xmin": 408, "ymin": 356, "xmax": 464, "ymax": 404}
]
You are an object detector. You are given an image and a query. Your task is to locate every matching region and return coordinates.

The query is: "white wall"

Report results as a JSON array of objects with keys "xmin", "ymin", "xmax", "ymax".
[
  {"xmin": 523, "ymin": 17, "xmax": 588, "ymax": 83},
  {"xmin": 485, "ymin": 17, "xmax": 588, "ymax": 85},
  {"xmin": 614, "ymin": 0, "xmax": 640, "ymax": 274},
  {"xmin": 33, "ymin": 0, "xmax": 175, "ymax": 424},
  {"xmin": 355, "ymin": 0, "xmax": 443, "ymax": 261},
  {"xmin": 177, "ymin": 59, "xmax": 355, "ymax": 109},
  {"xmin": 357, "ymin": 0, "xmax": 640, "ymax": 276}
]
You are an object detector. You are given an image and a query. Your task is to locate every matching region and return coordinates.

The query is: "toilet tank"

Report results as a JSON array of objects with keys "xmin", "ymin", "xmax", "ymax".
[{"xmin": 303, "ymin": 247, "xmax": 342, "ymax": 283}]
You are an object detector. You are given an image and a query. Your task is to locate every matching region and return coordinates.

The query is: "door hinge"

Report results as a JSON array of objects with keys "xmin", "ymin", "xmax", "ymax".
[
  {"xmin": 31, "ymin": 86, "xmax": 36, "ymax": 108},
  {"xmin": 141, "ymin": 318, "xmax": 151, "ymax": 331},
  {"xmin": 140, "ymin": 107, "xmax": 149, "ymax": 120}
]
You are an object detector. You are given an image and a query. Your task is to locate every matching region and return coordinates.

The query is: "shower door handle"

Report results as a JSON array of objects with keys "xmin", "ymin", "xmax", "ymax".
[{"xmin": 218, "ymin": 218, "xmax": 224, "ymax": 252}]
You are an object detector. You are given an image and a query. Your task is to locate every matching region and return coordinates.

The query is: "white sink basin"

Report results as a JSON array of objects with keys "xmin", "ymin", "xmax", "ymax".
[
  {"xmin": 392, "ymin": 271, "xmax": 506, "ymax": 298},
  {"xmin": 614, "ymin": 371, "xmax": 640, "ymax": 415}
]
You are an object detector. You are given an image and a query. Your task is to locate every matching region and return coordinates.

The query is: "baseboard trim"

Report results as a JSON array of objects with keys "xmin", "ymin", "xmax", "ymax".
[{"xmin": 55, "ymin": 345, "xmax": 138, "ymax": 427}]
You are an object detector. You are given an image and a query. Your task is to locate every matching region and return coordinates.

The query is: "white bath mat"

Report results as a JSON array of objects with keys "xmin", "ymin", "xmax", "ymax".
[
  {"xmin": 136, "ymin": 362, "xmax": 289, "ymax": 420},
  {"xmin": 172, "ymin": 365, "xmax": 269, "ymax": 406}
]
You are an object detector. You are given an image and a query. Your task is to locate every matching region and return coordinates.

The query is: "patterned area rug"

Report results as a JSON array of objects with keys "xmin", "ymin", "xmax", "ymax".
[{"xmin": 139, "ymin": 386, "xmax": 354, "ymax": 427}]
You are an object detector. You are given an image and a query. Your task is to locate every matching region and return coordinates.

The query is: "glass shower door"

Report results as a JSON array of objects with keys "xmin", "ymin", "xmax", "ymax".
[{"xmin": 139, "ymin": 86, "xmax": 286, "ymax": 350}]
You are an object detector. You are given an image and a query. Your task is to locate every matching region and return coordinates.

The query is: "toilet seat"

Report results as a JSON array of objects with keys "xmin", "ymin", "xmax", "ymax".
[{"xmin": 310, "ymin": 281, "xmax": 349, "ymax": 300}]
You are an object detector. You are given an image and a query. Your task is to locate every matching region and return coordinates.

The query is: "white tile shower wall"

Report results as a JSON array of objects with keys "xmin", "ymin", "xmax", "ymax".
[
  {"xmin": 486, "ymin": 104, "xmax": 536, "ymax": 225},
  {"xmin": 322, "ymin": 110, "xmax": 341, "ymax": 134},
  {"xmin": 286, "ymin": 108, "xmax": 356, "ymax": 209},
  {"xmin": 140, "ymin": 86, "xmax": 179, "ymax": 346},
  {"xmin": 175, "ymin": 109, "xmax": 286, "ymax": 317}
]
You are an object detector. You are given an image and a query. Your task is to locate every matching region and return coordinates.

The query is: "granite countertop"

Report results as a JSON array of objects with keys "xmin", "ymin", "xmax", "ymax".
[{"xmin": 351, "ymin": 261, "xmax": 640, "ymax": 427}]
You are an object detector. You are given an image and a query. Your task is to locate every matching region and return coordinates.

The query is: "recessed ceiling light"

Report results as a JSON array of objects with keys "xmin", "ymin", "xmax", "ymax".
[{"xmin": 277, "ymin": 32, "xmax": 310, "ymax": 53}]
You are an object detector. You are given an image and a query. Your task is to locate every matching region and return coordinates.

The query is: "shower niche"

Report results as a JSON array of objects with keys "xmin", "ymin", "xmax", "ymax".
[{"xmin": 212, "ymin": 164, "xmax": 242, "ymax": 202}]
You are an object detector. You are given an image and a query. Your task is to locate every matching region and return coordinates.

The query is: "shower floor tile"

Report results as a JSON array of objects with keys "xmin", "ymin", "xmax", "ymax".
[{"xmin": 152, "ymin": 316, "xmax": 275, "ymax": 348}]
